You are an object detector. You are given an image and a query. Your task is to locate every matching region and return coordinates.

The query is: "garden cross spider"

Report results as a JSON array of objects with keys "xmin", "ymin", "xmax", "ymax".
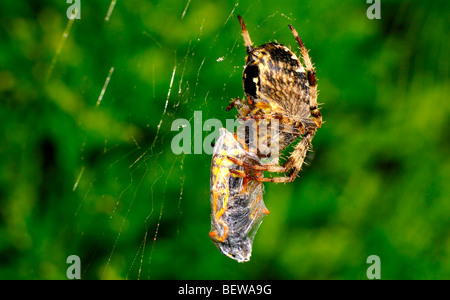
[{"xmin": 227, "ymin": 15, "xmax": 323, "ymax": 183}]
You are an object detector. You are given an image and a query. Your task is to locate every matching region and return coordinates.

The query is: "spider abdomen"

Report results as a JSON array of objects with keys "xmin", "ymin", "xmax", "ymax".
[{"xmin": 244, "ymin": 42, "xmax": 311, "ymax": 117}]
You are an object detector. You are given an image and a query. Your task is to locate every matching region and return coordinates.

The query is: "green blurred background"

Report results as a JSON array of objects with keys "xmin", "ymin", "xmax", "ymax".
[{"xmin": 0, "ymin": 0, "xmax": 449, "ymax": 279}]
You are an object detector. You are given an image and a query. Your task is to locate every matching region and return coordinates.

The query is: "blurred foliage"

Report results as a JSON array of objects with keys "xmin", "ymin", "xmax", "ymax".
[{"xmin": 0, "ymin": 0, "xmax": 449, "ymax": 279}]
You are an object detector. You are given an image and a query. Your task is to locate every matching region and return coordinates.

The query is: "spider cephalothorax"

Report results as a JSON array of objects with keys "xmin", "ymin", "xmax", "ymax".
[{"xmin": 227, "ymin": 15, "xmax": 322, "ymax": 183}]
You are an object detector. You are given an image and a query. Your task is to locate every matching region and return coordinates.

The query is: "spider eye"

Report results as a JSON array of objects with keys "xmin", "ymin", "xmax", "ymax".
[{"xmin": 243, "ymin": 64, "xmax": 259, "ymax": 98}]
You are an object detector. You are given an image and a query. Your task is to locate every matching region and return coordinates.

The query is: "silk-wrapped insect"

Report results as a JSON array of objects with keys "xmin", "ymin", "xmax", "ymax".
[{"xmin": 209, "ymin": 128, "xmax": 270, "ymax": 262}]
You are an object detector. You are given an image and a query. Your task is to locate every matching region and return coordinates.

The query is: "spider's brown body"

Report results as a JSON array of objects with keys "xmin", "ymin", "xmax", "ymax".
[
  {"xmin": 228, "ymin": 16, "xmax": 322, "ymax": 183},
  {"xmin": 244, "ymin": 42, "xmax": 311, "ymax": 118}
]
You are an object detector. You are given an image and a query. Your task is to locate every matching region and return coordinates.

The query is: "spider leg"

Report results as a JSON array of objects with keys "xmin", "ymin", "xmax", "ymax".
[
  {"xmin": 288, "ymin": 25, "xmax": 322, "ymax": 128},
  {"xmin": 237, "ymin": 15, "xmax": 253, "ymax": 53},
  {"xmin": 226, "ymin": 99, "xmax": 238, "ymax": 112},
  {"xmin": 228, "ymin": 155, "xmax": 296, "ymax": 183},
  {"xmin": 238, "ymin": 113, "xmax": 283, "ymax": 122},
  {"xmin": 229, "ymin": 129, "xmax": 315, "ymax": 183},
  {"xmin": 277, "ymin": 129, "xmax": 315, "ymax": 181},
  {"xmin": 227, "ymin": 155, "xmax": 289, "ymax": 173},
  {"xmin": 238, "ymin": 113, "xmax": 308, "ymax": 137},
  {"xmin": 228, "ymin": 95, "xmax": 258, "ymax": 120},
  {"xmin": 230, "ymin": 168, "xmax": 295, "ymax": 183}
]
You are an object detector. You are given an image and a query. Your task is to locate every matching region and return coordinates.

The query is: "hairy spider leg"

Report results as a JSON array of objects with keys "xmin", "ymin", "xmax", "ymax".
[
  {"xmin": 288, "ymin": 24, "xmax": 322, "ymax": 128},
  {"xmin": 237, "ymin": 113, "xmax": 308, "ymax": 135},
  {"xmin": 228, "ymin": 130, "xmax": 313, "ymax": 183},
  {"xmin": 237, "ymin": 15, "xmax": 253, "ymax": 53}
]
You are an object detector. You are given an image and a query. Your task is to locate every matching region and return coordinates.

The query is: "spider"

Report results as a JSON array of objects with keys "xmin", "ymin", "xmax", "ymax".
[
  {"xmin": 226, "ymin": 15, "xmax": 322, "ymax": 183},
  {"xmin": 209, "ymin": 128, "xmax": 269, "ymax": 262}
]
